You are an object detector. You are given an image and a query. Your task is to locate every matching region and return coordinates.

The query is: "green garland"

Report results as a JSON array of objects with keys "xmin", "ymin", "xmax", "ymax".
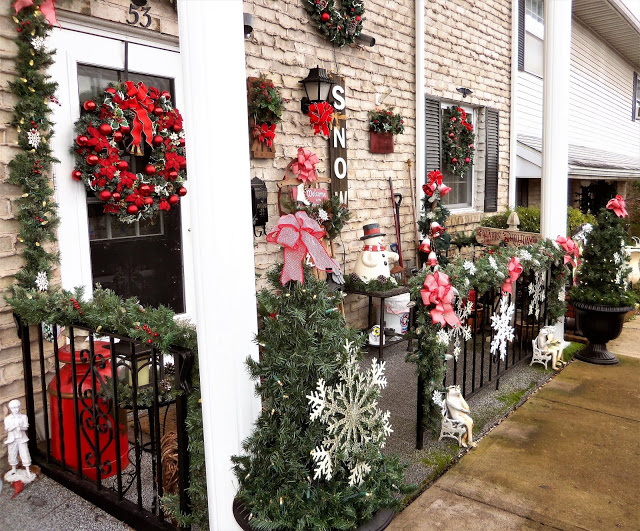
[
  {"xmin": 442, "ymin": 106, "xmax": 474, "ymax": 179},
  {"xmin": 7, "ymin": 4, "xmax": 207, "ymax": 527},
  {"xmin": 8, "ymin": 2, "xmax": 59, "ymax": 294},
  {"xmin": 302, "ymin": 0, "xmax": 365, "ymax": 47}
]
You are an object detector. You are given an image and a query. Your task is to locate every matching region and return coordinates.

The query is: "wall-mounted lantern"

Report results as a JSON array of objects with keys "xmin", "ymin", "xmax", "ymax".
[{"xmin": 299, "ymin": 66, "xmax": 333, "ymax": 114}]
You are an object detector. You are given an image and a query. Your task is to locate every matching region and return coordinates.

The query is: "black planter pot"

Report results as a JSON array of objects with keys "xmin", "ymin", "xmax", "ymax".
[
  {"xmin": 233, "ymin": 498, "xmax": 395, "ymax": 531},
  {"xmin": 572, "ymin": 301, "xmax": 634, "ymax": 365}
]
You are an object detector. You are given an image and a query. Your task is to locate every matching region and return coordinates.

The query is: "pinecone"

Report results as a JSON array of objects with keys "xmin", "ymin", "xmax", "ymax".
[
  {"xmin": 377, "ymin": 275, "xmax": 388, "ymax": 282},
  {"xmin": 160, "ymin": 378, "xmax": 173, "ymax": 393},
  {"xmin": 349, "ymin": 272, "xmax": 360, "ymax": 283},
  {"xmin": 164, "ymin": 361, "xmax": 175, "ymax": 376}
]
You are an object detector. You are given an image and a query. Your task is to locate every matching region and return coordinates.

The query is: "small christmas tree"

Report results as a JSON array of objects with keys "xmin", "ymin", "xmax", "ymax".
[
  {"xmin": 232, "ymin": 213, "xmax": 410, "ymax": 529},
  {"xmin": 570, "ymin": 196, "xmax": 637, "ymax": 307}
]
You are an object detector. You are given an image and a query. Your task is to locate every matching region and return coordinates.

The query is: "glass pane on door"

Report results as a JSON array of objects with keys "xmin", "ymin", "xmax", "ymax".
[{"xmin": 79, "ymin": 65, "xmax": 185, "ymax": 312}]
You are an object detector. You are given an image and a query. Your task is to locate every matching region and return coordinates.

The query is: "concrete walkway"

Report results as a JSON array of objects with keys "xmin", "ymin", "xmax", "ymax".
[{"xmin": 390, "ymin": 322, "xmax": 640, "ymax": 531}]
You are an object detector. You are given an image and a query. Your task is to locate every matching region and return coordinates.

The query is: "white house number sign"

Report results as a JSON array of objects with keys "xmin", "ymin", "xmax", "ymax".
[{"xmin": 329, "ymin": 76, "xmax": 348, "ymax": 205}]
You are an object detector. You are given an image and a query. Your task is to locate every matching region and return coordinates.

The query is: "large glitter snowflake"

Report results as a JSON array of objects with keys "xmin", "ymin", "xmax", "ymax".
[
  {"xmin": 527, "ymin": 270, "xmax": 546, "ymax": 319},
  {"xmin": 448, "ymin": 298, "xmax": 473, "ymax": 360},
  {"xmin": 307, "ymin": 339, "xmax": 392, "ymax": 486},
  {"xmin": 490, "ymin": 293, "xmax": 515, "ymax": 361}
]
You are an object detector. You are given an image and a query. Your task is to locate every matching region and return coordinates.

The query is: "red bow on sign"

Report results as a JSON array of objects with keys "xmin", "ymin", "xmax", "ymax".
[
  {"xmin": 14, "ymin": 0, "xmax": 59, "ymax": 26},
  {"xmin": 266, "ymin": 211, "xmax": 341, "ymax": 285},
  {"xmin": 117, "ymin": 81, "xmax": 155, "ymax": 149},
  {"xmin": 308, "ymin": 102, "xmax": 334, "ymax": 137},
  {"xmin": 420, "ymin": 271, "xmax": 461, "ymax": 327},
  {"xmin": 254, "ymin": 123, "xmax": 276, "ymax": 147}
]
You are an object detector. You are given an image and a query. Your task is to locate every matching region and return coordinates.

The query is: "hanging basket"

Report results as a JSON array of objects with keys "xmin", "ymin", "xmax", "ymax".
[{"xmin": 370, "ymin": 131, "xmax": 394, "ymax": 154}]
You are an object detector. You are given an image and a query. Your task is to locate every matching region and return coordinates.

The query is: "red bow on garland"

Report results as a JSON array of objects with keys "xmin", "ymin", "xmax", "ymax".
[
  {"xmin": 254, "ymin": 123, "xmax": 276, "ymax": 147},
  {"xmin": 420, "ymin": 271, "xmax": 461, "ymax": 327},
  {"xmin": 114, "ymin": 81, "xmax": 155, "ymax": 149},
  {"xmin": 14, "ymin": 0, "xmax": 59, "ymax": 26},
  {"xmin": 308, "ymin": 102, "xmax": 334, "ymax": 137},
  {"xmin": 606, "ymin": 195, "xmax": 628, "ymax": 218},
  {"xmin": 555, "ymin": 236, "xmax": 580, "ymax": 269},
  {"xmin": 266, "ymin": 211, "xmax": 341, "ymax": 285},
  {"xmin": 501, "ymin": 256, "xmax": 523, "ymax": 295}
]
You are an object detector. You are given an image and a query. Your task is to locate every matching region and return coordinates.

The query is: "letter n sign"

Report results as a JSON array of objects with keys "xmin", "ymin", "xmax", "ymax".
[{"xmin": 328, "ymin": 75, "xmax": 348, "ymax": 205}]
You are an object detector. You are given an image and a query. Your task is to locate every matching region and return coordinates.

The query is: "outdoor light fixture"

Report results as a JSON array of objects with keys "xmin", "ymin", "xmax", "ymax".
[
  {"xmin": 456, "ymin": 87, "xmax": 473, "ymax": 98},
  {"xmin": 356, "ymin": 33, "xmax": 376, "ymax": 47},
  {"xmin": 243, "ymin": 13, "xmax": 254, "ymax": 39},
  {"xmin": 299, "ymin": 66, "xmax": 334, "ymax": 114}
]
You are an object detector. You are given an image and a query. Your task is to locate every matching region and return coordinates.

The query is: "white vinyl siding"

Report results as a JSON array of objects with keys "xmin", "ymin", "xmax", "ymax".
[{"xmin": 516, "ymin": 16, "xmax": 640, "ymax": 160}]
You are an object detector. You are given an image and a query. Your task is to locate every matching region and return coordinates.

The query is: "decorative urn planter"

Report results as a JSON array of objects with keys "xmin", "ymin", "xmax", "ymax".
[
  {"xmin": 233, "ymin": 498, "xmax": 395, "ymax": 531},
  {"xmin": 369, "ymin": 131, "xmax": 394, "ymax": 154},
  {"xmin": 572, "ymin": 301, "xmax": 634, "ymax": 365}
]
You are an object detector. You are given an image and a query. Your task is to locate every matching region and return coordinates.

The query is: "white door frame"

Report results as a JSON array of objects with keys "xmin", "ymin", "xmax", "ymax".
[{"xmin": 48, "ymin": 26, "xmax": 196, "ymax": 321}]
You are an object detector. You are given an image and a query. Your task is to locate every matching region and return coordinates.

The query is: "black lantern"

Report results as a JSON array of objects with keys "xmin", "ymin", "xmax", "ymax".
[{"xmin": 299, "ymin": 66, "xmax": 334, "ymax": 114}]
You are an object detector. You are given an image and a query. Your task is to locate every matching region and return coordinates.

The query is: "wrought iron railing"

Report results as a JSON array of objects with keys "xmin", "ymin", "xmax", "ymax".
[
  {"xmin": 14, "ymin": 317, "xmax": 193, "ymax": 530},
  {"xmin": 415, "ymin": 266, "xmax": 553, "ymax": 449}
]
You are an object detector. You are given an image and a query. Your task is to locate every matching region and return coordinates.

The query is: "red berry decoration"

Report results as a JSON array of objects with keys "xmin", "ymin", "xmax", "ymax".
[
  {"xmin": 98, "ymin": 123, "xmax": 112, "ymax": 136},
  {"xmin": 72, "ymin": 170, "xmax": 82, "ymax": 181},
  {"xmin": 168, "ymin": 194, "xmax": 180, "ymax": 205},
  {"xmin": 98, "ymin": 190, "xmax": 112, "ymax": 201},
  {"xmin": 72, "ymin": 82, "xmax": 187, "ymax": 222},
  {"xmin": 178, "ymin": 187, "xmax": 187, "ymax": 197},
  {"xmin": 321, "ymin": 12, "xmax": 330, "ymax": 22}
]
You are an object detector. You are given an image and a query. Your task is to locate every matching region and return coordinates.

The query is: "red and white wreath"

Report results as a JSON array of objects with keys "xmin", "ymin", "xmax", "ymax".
[{"xmin": 72, "ymin": 81, "xmax": 187, "ymax": 223}]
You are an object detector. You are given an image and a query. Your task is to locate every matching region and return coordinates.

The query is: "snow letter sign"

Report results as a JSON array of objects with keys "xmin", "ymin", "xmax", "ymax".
[{"xmin": 329, "ymin": 76, "xmax": 348, "ymax": 205}]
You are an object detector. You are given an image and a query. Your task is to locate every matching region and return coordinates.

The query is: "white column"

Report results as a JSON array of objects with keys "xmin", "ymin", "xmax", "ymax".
[
  {"xmin": 415, "ymin": 0, "xmax": 425, "ymax": 219},
  {"xmin": 177, "ymin": 2, "xmax": 260, "ymax": 529},
  {"xmin": 508, "ymin": 0, "xmax": 520, "ymax": 209},
  {"xmin": 541, "ymin": 0, "xmax": 572, "ymax": 341},
  {"xmin": 541, "ymin": 0, "xmax": 571, "ymax": 239}
]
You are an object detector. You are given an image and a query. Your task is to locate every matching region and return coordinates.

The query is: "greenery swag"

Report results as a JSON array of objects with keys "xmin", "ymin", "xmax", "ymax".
[
  {"xmin": 302, "ymin": 0, "xmax": 365, "ymax": 47},
  {"xmin": 442, "ymin": 106, "xmax": 474, "ymax": 179},
  {"xmin": 369, "ymin": 107, "xmax": 405, "ymax": 135}
]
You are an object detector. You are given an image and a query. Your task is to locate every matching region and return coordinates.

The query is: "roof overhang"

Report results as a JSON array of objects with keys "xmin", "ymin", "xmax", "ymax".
[{"xmin": 572, "ymin": 0, "xmax": 640, "ymax": 70}]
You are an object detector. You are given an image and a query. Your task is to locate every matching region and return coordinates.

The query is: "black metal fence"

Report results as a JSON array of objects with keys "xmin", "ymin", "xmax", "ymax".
[
  {"xmin": 415, "ymin": 266, "xmax": 553, "ymax": 448},
  {"xmin": 14, "ymin": 317, "xmax": 193, "ymax": 530}
]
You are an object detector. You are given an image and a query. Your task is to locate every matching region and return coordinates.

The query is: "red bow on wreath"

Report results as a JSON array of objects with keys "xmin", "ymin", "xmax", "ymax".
[
  {"xmin": 254, "ymin": 123, "xmax": 276, "ymax": 147},
  {"xmin": 308, "ymin": 102, "xmax": 334, "ymax": 137},
  {"xmin": 115, "ymin": 81, "xmax": 155, "ymax": 149},
  {"xmin": 14, "ymin": 0, "xmax": 59, "ymax": 26},
  {"xmin": 266, "ymin": 211, "xmax": 341, "ymax": 285}
]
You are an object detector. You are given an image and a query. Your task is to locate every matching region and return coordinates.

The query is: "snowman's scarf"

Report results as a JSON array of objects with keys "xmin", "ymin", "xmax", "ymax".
[{"xmin": 363, "ymin": 245, "xmax": 386, "ymax": 251}]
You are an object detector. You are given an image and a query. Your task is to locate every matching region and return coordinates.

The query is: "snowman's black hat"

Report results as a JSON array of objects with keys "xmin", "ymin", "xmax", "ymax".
[{"xmin": 360, "ymin": 223, "xmax": 386, "ymax": 240}]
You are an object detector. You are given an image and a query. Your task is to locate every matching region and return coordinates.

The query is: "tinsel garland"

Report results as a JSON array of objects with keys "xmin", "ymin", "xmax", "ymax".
[
  {"xmin": 7, "ymin": 1, "xmax": 59, "ymax": 295},
  {"xmin": 6, "ymin": 5, "xmax": 207, "ymax": 527}
]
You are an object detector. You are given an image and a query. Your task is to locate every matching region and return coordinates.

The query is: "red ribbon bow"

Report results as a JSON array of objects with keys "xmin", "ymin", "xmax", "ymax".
[
  {"xmin": 606, "ymin": 195, "xmax": 628, "ymax": 218},
  {"xmin": 266, "ymin": 211, "xmax": 341, "ymax": 285},
  {"xmin": 308, "ymin": 102, "xmax": 334, "ymax": 137},
  {"xmin": 420, "ymin": 271, "xmax": 461, "ymax": 327},
  {"xmin": 14, "ymin": 0, "xmax": 59, "ymax": 26},
  {"xmin": 556, "ymin": 236, "xmax": 580, "ymax": 268},
  {"xmin": 501, "ymin": 256, "xmax": 523, "ymax": 295},
  {"xmin": 291, "ymin": 148, "xmax": 319, "ymax": 184},
  {"xmin": 119, "ymin": 81, "xmax": 155, "ymax": 149},
  {"xmin": 254, "ymin": 123, "xmax": 276, "ymax": 147}
]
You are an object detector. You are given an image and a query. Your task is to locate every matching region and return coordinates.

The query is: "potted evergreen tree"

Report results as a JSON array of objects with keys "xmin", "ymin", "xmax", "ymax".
[{"xmin": 570, "ymin": 196, "xmax": 638, "ymax": 364}]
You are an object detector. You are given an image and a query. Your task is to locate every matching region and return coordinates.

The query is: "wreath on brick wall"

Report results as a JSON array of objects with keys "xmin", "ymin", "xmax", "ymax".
[
  {"xmin": 442, "ymin": 106, "xmax": 474, "ymax": 179},
  {"xmin": 72, "ymin": 82, "xmax": 187, "ymax": 223},
  {"xmin": 303, "ymin": 0, "xmax": 365, "ymax": 47}
]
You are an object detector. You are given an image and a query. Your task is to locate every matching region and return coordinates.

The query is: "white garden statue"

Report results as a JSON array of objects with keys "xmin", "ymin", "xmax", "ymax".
[
  {"xmin": 4, "ymin": 399, "xmax": 36, "ymax": 483},
  {"xmin": 353, "ymin": 223, "xmax": 399, "ymax": 282},
  {"xmin": 537, "ymin": 326, "xmax": 565, "ymax": 371},
  {"xmin": 445, "ymin": 385, "xmax": 476, "ymax": 448}
]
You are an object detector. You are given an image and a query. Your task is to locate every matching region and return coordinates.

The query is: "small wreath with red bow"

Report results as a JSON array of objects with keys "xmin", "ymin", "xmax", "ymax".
[
  {"xmin": 303, "ymin": 0, "xmax": 365, "ymax": 47},
  {"xmin": 442, "ymin": 106, "xmax": 474, "ymax": 179},
  {"xmin": 72, "ymin": 81, "xmax": 187, "ymax": 223}
]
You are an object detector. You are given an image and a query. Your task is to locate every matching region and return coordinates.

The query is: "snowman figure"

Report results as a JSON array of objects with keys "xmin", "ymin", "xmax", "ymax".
[{"xmin": 353, "ymin": 223, "xmax": 399, "ymax": 282}]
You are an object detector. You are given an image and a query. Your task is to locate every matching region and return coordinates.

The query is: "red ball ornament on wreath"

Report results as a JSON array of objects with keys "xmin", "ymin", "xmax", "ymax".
[
  {"xmin": 71, "ymin": 82, "xmax": 188, "ymax": 222},
  {"xmin": 321, "ymin": 12, "xmax": 330, "ymax": 22}
]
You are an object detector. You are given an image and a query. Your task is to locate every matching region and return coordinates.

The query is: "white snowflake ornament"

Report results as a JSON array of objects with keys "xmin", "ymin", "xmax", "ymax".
[
  {"xmin": 448, "ymin": 298, "xmax": 473, "ymax": 361},
  {"xmin": 490, "ymin": 293, "xmax": 515, "ymax": 361},
  {"xmin": 307, "ymin": 342, "xmax": 392, "ymax": 486},
  {"xmin": 31, "ymin": 36, "xmax": 46, "ymax": 51},
  {"xmin": 527, "ymin": 270, "xmax": 546, "ymax": 319},
  {"xmin": 27, "ymin": 128, "xmax": 41, "ymax": 149},
  {"xmin": 463, "ymin": 260, "xmax": 476, "ymax": 276},
  {"xmin": 35, "ymin": 271, "xmax": 48, "ymax": 292},
  {"xmin": 317, "ymin": 208, "xmax": 329, "ymax": 222},
  {"xmin": 431, "ymin": 390, "xmax": 447, "ymax": 416}
]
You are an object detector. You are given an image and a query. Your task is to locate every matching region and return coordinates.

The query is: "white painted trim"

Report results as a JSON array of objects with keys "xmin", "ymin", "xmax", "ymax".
[
  {"xmin": 415, "ymin": 0, "xmax": 425, "ymax": 228},
  {"xmin": 509, "ymin": 0, "xmax": 519, "ymax": 208}
]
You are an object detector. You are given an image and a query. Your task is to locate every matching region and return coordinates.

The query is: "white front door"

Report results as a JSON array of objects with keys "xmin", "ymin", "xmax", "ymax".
[{"xmin": 48, "ymin": 27, "xmax": 195, "ymax": 320}]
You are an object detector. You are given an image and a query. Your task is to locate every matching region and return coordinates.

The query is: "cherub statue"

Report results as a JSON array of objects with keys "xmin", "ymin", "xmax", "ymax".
[
  {"xmin": 4, "ymin": 399, "xmax": 35, "ymax": 482},
  {"xmin": 537, "ymin": 326, "xmax": 565, "ymax": 370},
  {"xmin": 445, "ymin": 385, "xmax": 476, "ymax": 448}
]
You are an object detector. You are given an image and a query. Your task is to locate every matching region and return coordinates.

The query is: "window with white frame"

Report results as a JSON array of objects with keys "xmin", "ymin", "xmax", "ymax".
[
  {"xmin": 440, "ymin": 103, "xmax": 474, "ymax": 209},
  {"xmin": 524, "ymin": 0, "xmax": 544, "ymax": 77}
]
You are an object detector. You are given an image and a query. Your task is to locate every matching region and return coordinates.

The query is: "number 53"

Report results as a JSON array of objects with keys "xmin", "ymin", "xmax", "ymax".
[{"xmin": 127, "ymin": 4, "xmax": 152, "ymax": 28}]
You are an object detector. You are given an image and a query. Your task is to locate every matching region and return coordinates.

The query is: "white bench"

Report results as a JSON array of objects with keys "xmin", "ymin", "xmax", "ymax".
[{"xmin": 530, "ymin": 339, "xmax": 553, "ymax": 369}]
